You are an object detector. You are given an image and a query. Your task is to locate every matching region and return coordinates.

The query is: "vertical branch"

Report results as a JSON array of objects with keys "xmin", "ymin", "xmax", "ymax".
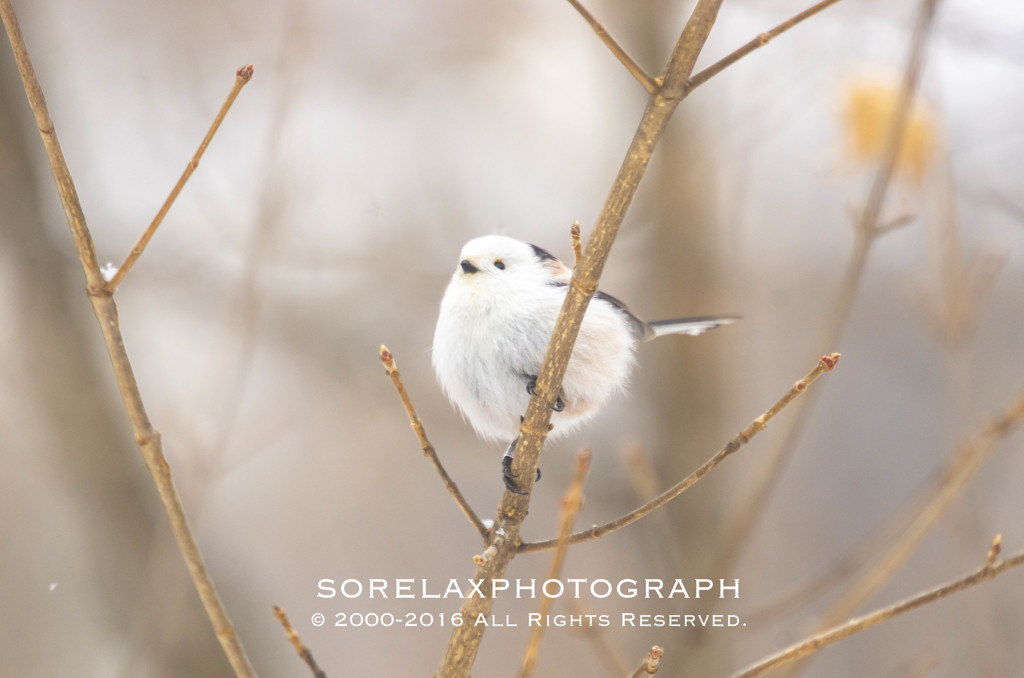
[
  {"xmin": 0, "ymin": 4, "xmax": 257, "ymax": 677},
  {"xmin": 434, "ymin": 3, "xmax": 725, "ymax": 676}
]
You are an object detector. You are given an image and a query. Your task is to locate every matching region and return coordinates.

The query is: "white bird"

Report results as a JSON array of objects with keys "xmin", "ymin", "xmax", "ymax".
[{"xmin": 432, "ymin": 235, "xmax": 736, "ymax": 492}]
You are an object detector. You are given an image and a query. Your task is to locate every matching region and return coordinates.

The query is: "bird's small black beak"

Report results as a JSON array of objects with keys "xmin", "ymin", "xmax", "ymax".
[{"xmin": 460, "ymin": 259, "xmax": 479, "ymax": 274}]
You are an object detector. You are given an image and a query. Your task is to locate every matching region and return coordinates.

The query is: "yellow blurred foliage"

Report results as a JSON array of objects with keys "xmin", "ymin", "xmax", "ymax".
[{"xmin": 843, "ymin": 78, "xmax": 938, "ymax": 183}]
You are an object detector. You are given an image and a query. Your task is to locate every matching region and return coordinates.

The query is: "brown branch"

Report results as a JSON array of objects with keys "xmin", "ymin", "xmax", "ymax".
[
  {"xmin": 434, "ymin": 4, "xmax": 726, "ymax": 676},
  {"xmin": 730, "ymin": 539, "xmax": 1024, "ymax": 678},
  {"xmin": 0, "ymin": 3, "xmax": 257, "ymax": 676},
  {"xmin": 564, "ymin": 0, "xmax": 659, "ymax": 94},
  {"xmin": 380, "ymin": 345, "xmax": 488, "ymax": 540},
  {"xmin": 519, "ymin": 450, "xmax": 591, "ymax": 678},
  {"xmin": 714, "ymin": 0, "xmax": 939, "ymax": 578},
  {"xmin": 519, "ymin": 354, "xmax": 840, "ymax": 554},
  {"xmin": 107, "ymin": 65, "xmax": 253, "ymax": 291},
  {"xmin": 685, "ymin": 0, "xmax": 847, "ymax": 94},
  {"xmin": 273, "ymin": 606, "xmax": 327, "ymax": 678},
  {"xmin": 629, "ymin": 645, "xmax": 664, "ymax": 677}
]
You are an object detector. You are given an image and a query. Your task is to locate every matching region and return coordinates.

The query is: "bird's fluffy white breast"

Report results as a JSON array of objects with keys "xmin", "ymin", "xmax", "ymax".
[{"xmin": 432, "ymin": 237, "xmax": 638, "ymax": 445}]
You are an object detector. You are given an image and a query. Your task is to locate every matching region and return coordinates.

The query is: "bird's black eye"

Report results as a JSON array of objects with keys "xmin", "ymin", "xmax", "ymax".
[{"xmin": 494, "ymin": 260, "xmax": 505, "ymax": 270}]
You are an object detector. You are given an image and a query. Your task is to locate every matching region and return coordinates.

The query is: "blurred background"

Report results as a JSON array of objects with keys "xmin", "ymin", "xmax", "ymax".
[{"xmin": 1, "ymin": 0, "xmax": 1022, "ymax": 676}]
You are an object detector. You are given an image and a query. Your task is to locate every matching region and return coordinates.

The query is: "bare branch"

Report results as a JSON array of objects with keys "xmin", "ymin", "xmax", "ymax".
[
  {"xmin": 629, "ymin": 645, "xmax": 664, "ymax": 677},
  {"xmin": 380, "ymin": 346, "xmax": 488, "ymax": 540},
  {"xmin": 519, "ymin": 450, "xmax": 591, "ymax": 678},
  {"xmin": 107, "ymin": 65, "xmax": 253, "ymax": 291},
  {"xmin": 731, "ymin": 541, "xmax": 1024, "ymax": 678},
  {"xmin": 273, "ymin": 606, "xmax": 328, "ymax": 678},
  {"xmin": 0, "ymin": 3, "xmax": 256, "ymax": 676},
  {"xmin": 685, "ymin": 0, "xmax": 847, "ymax": 94},
  {"xmin": 519, "ymin": 354, "xmax": 840, "ymax": 554},
  {"xmin": 563, "ymin": 0, "xmax": 659, "ymax": 94},
  {"xmin": 435, "ymin": 3, "xmax": 727, "ymax": 675}
]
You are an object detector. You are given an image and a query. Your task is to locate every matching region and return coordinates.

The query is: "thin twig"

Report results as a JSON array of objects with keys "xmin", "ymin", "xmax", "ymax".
[
  {"xmin": 564, "ymin": 0, "xmax": 659, "ymax": 94},
  {"xmin": 107, "ymin": 65, "xmax": 253, "ymax": 291},
  {"xmin": 685, "ymin": 0, "xmax": 847, "ymax": 94},
  {"xmin": 380, "ymin": 345, "xmax": 488, "ymax": 540},
  {"xmin": 570, "ymin": 220, "xmax": 582, "ymax": 268},
  {"xmin": 435, "ymin": 4, "xmax": 727, "ymax": 675},
  {"xmin": 730, "ymin": 539, "xmax": 1024, "ymax": 678},
  {"xmin": 519, "ymin": 450, "xmax": 591, "ymax": 678},
  {"xmin": 0, "ymin": 4, "xmax": 256, "ymax": 676},
  {"xmin": 519, "ymin": 354, "xmax": 840, "ymax": 554},
  {"xmin": 714, "ymin": 0, "xmax": 939, "ymax": 578},
  {"xmin": 273, "ymin": 606, "xmax": 327, "ymax": 678},
  {"xmin": 629, "ymin": 645, "xmax": 664, "ymax": 677}
]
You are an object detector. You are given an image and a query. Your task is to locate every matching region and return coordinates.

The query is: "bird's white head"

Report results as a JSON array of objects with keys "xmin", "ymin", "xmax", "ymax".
[{"xmin": 450, "ymin": 235, "xmax": 569, "ymax": 291}]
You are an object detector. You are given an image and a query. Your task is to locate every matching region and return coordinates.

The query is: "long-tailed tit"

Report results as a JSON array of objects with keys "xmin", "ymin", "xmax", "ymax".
[{"xmin": 432, "ymin": 235, "xmax": 736, "ymax": 493}]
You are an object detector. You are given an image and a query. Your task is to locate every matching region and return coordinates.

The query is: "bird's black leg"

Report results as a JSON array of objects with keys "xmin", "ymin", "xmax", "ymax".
[
  {"xmin": 526, "ymin": 375, "xmax": 566, "ymax": 413},
  {"xmin": 502, "ymin": 438, "xmax": 541, "ymax": 495}
]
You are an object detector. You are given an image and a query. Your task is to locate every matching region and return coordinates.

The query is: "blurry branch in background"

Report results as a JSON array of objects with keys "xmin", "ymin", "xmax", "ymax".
[
  {"xmin": 380, "ymin": 346, "xmax": 489, "ymax": 539},
  {"xmin": 745, "ymin": 491, "xmax": 916, "ymax": 626},
  {"xmin": 273, "ymin": 606, "xmax": 327, "ymax": 678},
  {"xmin": 747, "ymin": 385, "xmax": 1022, "ymax": 627},
  {"xmin": 922, "ymin": 153, "xmax": 1006, "ymax": 348},
  {"xmin": 570, "ymin": 601, "xmax": 631, "ymax": 677},
  {"xmin": 629, "ymin": 645, "xmax": 664, "ymax": 677},
  {"xmin": 563, "ymin": 0, "xmax": 659, "ymax": 94},
  {"xmin": 683, "ymin": 0, "xmax": 847, "ymax": 94},
  {"xmin": 106, "ymin": 65, "xmax": 253, "ymax": 291},
  {"xmin": 777, "ymin": 386, "xmax": 1024, "ymax": 678},
  {"xmin": 621, "ymin": 444, "xmax": 685, "ymax": 573},
  {"xmin": 435, "ymin": 3, "xmax": 728, "ymax": 674},
  {"xmin": 0, "ymin": 4, "xmax": 257, "ymax": 676},
  {"xmin": 519, "ymin": 450, "xmax": 591, "ymax": 678},
  {"xmin": 715, "ymin": 0, "xmax": 941, "ymax": 578},
  {"xmin": 518, "ymin": 354, "xmax": 841, "ymax": 554},
  {"xmin": 731, "ymin": 537, "xmax": 1024, "ymax": 678}
]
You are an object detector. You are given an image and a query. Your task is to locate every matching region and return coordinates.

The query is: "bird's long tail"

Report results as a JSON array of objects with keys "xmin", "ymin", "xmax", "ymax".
[{"xmin": 645, "ymin": 315, "xmax": 739, "ymax": 341}]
